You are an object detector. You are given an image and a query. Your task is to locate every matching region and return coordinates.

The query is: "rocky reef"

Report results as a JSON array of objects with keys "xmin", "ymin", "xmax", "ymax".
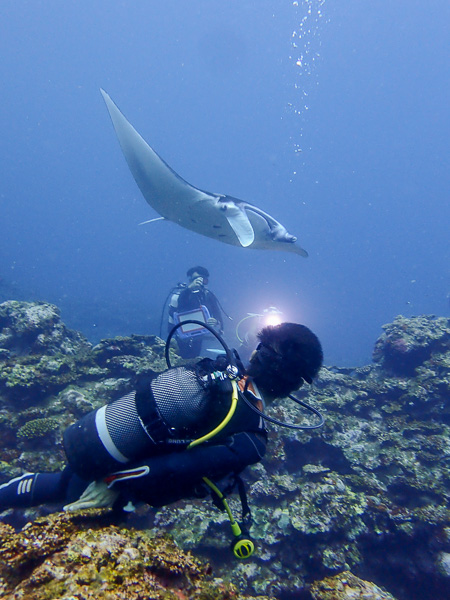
[
  {"xmin": 309, "ymin": 571, "xmax": 398, "ymax": 600},
  {"xmin": 0, "ymin": 510, "xmax": 268, "ymax": 599},
  {"xmin": 1, "ymin": 301, "xmax": 449, "ymax": 600}
]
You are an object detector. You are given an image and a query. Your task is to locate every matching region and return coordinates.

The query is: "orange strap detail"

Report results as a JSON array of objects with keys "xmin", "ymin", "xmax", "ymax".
[{"xmin": 238, "ymin": 376, "xmax": 264, "ymax": 411}]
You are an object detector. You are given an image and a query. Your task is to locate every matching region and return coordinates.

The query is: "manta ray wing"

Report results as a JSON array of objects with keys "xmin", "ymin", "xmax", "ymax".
[
  {"xmin": 101, "ymin": 89, "xmax": 250, "ymax": 243},
  {"xmin": 101, "ymin": 89, "xmax": 204, "ymax": 220},
  {"xmin": 101, "ymin": 89, "xmax": 307, "ymax": 256}
]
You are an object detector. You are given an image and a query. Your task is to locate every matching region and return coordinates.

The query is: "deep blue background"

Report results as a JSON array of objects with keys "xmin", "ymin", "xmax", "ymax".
[{"xmin": 0, "ymin": 0, "xmax": 449, "ymax": 365}]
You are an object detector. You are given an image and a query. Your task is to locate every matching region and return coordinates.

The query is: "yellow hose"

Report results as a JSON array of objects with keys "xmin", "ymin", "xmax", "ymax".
[{"xmin": 187, "ymin": 379, "xmax": 239, "ymax": 449}]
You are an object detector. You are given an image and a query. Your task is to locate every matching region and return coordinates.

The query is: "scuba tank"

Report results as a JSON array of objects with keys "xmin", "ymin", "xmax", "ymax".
[{"xmin": 63, "ymin": 384, "xmax": 159, "ymax": 480}]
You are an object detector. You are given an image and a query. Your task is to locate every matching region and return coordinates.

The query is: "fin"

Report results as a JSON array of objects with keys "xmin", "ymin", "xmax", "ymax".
[
  {"xmin": 223, "ymin": 205, "xmax": 255, "ymax": 247},
  {"xmin": 139, "ymin": 217, "xmax": 166, "ymax": 226}
]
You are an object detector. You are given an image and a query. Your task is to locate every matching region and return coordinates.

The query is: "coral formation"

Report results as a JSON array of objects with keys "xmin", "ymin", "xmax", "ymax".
[
  {"xmin": 0, "ymin": 511, "xmax": 267, "ymax": 599},
  {"xmin": 373, "ymin": 315, "xmax": 450, "ymax": 376},
  {"xmin": 0, "ymin": 300, "xmax": 176, "ymax": 405},
  {"xmin": 144, "ymin": 315, "xmax": 450, "ymax": 599},
  {"xmin": 17, "ymin": 417, "xmax": 59, "ymax": 440},
  {"xmin": 0, "ymin": 303, "xmax": 449, "ymax": 600},
  {"xmin": 310, "ymin": 571, "xmax": 398, "ymax": 600},
  {"xmin": 0, "ymin": 300, "xmax": 91, "ymax": 357},
  {"xmin": 92, "ymin": 333, "xmax": 175, "ymax": 374}
]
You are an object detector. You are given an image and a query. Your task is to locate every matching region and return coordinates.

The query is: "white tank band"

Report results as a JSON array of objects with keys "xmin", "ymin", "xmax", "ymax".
[{"xmin": 95, "ymin": 405, "xmax": 129, "ymax": 463}]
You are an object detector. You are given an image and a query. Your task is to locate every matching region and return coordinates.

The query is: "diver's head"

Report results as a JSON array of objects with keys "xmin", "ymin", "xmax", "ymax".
[
  {"xmin": 187, "ymin": 266, "xmax": 210, "ymax": 285},
  {"xmin": 247, "ymin": 322, "xmax": 323, "ymax": 400}
]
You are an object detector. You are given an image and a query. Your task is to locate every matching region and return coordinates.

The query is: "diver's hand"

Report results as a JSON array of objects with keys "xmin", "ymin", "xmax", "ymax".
[
  {"xmin": 63, "ymin": 480, "xmax": 119, "ymax": 512},
  {"xmin": 207, "ymin": 317, "xmax": 218, "ymax": 328},
  {"xmin": 188, "ymin": 276, "xmax": 204, "ymax": 290}
]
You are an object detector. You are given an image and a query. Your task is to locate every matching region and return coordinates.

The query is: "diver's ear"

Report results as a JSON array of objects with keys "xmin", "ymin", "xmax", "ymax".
[{"xmin": 249, "ymin": 350, "xmax": 257, "ymax": 361}]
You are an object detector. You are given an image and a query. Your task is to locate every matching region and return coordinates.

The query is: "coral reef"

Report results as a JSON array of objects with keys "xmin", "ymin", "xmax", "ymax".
[
  {"xmin": 0, "ymin": 510, "xmax": 268, "ymax": 599},
  {"xmin": 17, "ymin": 416, "xmax": 59, "ymax": 440},
  {"xmin": 373, "ymin": 315, "xmax": 450, "ymax": 376},
  {"xmin": 0, "ymin": 303, "xmax": 449, "ymax": 600},
  {"xmin": 0, "ymin": 300, "xmax": 91, "ymax": 357},
  {"xmin": 310, "ymin": 571, "xmax": 398, "ymax": 600},
  {"xmin": 143, "ymin": 315, "xmax": 450, "ymax": 599},
  {"xmin": 92, "ymin": 333, "xmax": 177, "ymax": 375},
  {"xmin": 0, "ymin": 300, "xmax": 184, "ymax": 480}
]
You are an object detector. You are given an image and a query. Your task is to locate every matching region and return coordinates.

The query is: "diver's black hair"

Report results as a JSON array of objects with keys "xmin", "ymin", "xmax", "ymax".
[
  {"xmin": 247, "ymin": 322, "xmax": 323, "ymax": 398},
  {"xmin": 186, "ymin": 266, "xmax": 210, "ymax": 280}
]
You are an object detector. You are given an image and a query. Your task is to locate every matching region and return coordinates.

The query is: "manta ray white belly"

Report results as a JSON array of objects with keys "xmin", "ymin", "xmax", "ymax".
[{"xmin": 101, "ymin": 89, "xmax": 307, "ymax": 257}]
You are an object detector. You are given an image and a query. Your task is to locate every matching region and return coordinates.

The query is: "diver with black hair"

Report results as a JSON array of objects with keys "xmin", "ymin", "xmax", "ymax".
[
  {"xmin": 0, "ymin": 322, "xmax": 323, "ymax": 555},
  {"xmin": 166, "ymin": 266, "xmax": 225, "ymax": 358}
]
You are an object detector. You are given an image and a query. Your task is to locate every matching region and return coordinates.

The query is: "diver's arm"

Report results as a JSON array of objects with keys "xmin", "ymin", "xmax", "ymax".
[
  {"xmin": 166, "ymin": 292, "xmax": 179, "ymax": 336},
  {"xmin": 205, "ymin": 291, "xmax": 224, "ymax": 331},
  {"xmin": 108, "ymin": 431, "xmax": 266, "ymax": 506}
]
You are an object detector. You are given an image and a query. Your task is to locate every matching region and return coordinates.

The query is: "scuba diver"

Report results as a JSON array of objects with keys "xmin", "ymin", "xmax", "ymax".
[
  {"xmin": 0, "ymin": 322, "xmax": 323, "ymax": 558},
  {"xmin": 163, "ymin": 266, "xmax": 225, "ymax": 358}
]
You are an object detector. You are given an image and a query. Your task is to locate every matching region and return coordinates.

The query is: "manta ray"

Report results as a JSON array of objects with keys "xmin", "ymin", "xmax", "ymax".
[{"xmin": 101, "ymin": 89, "xmax": 308, "ymax": 257}]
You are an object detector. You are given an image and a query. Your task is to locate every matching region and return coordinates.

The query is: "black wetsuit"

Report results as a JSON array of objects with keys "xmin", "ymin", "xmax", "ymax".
[{"xmin": 0, "ymin": 361, "xmax": 266, "ymax": 511}]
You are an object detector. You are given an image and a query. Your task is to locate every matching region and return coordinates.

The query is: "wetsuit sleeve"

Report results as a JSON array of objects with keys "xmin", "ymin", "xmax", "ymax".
[
  {"xmin": 110, "ymin": 431, "xmax": 266, "ymax": 507},
  {"xmin": 205, "ymin": 291, "xmax": 223, "ymax": 330}
]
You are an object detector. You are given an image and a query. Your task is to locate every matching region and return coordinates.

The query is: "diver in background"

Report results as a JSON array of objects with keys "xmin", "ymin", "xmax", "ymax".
[
  {"xmin": 167, "ymin": 266, "xmax": 224, "ymax": 358},
  {"xmin": 0, "ymin": 323, "xmax": 323, "ymax": 520}
]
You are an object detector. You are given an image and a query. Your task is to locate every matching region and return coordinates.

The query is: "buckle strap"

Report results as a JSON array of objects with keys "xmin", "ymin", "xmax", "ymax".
[{"xmin": 134, "ymin": 374, "xmax": 170, "ymax": 443}]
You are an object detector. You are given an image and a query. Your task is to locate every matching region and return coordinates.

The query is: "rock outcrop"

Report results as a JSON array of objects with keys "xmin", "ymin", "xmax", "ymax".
[
  {"xmin": 1, "ymin": 302, "xmax": 449, "ymax": 599},
  {"xmin": 0, "ymin": 510, "xmax": 269, "ymax": 600}
]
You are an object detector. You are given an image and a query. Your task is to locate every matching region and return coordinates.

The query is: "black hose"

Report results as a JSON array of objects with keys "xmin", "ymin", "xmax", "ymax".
[
  {"xmin": 165, "ymin": 320, "xmax": 324, "ymax": 430},
  {"xmin": 165, "ymin": 320, "xmax": 234, "ymax": 369},
  {"xmin": 238, "ymin": 389, "xmax": 324, "ymax": 430}
]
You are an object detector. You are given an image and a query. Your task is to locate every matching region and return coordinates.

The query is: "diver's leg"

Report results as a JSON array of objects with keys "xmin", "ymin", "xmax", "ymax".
[
  {"xmin": 176, "ymin": 336, "xmax": 195, "ymax": 358},
  {"xmin": 191, "ymin": 336, "xmax": 203, "ymax": 357},
  {"xmin": 0, "ymin": 467, "xmax": 88, "ymax": 509},
  {"xmin": 178, "ymin": 335, "xmax": 202, "ymax": 358}
]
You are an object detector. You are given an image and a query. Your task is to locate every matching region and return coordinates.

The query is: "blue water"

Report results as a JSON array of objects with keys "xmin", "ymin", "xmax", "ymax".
[{"xmin": 0, "ymin": 0, "xmax": 449, "ymax": 366}]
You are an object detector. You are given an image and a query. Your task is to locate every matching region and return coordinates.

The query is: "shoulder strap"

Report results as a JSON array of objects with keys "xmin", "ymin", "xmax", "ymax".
[{"xmin": 134, "ymin": 372, "xmax": 170, "ymax": 443}]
